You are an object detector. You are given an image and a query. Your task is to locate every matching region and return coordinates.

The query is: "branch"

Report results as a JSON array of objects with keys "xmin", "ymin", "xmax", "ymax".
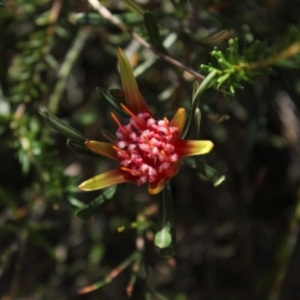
[
  {"xmin": 86, "ymin": 0, "xmax": 205, "ymax": 81},
  {"xmin": 237, "ymin": 41, "xmax": 300, "ymax": 71}
]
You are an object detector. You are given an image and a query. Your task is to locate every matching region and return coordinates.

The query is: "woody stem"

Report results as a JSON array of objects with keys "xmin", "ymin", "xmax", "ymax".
[{"xmin": 86, "ymin": 0, "xmax": 205, "ymax": 82}]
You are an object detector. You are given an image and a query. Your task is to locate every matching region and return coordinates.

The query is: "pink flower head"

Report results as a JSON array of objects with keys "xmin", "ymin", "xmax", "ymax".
[{"xmin": 78, "ymin": 49, "xmax": 214, "ymax": 194}]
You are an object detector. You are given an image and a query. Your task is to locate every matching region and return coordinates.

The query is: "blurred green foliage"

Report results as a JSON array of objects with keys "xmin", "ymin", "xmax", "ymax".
[{"xmin": 2, "ymin": 0, "xmax": 300, "ymax": 299}]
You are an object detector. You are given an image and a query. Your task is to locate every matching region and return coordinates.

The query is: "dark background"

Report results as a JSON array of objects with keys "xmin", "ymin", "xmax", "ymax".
[{"xmin": 1, "ymin": 0, "xmax": 300, "ymax": 299}]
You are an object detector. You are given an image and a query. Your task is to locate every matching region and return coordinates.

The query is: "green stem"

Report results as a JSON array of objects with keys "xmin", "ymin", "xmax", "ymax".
[
  {"xmin": 182, "ymin": 70, "xmax": 217, "ymax": 139},
  {"xmin": 49, "ymin": 27, "xmax": 90, "ymax": 114},
  {"xmin": 154, "ymin": 182, "xmax": 176, "ymax": 257}
]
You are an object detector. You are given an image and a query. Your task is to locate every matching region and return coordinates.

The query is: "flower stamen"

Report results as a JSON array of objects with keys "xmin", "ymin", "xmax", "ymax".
[
  {"xmin": 113, "ymin": 111, "xmax": 181, "ymax": 187},
  {"xmin": 164, "ymin": 117, "xmax": 171, "ymax": 135},
  {"xmin": 120, "ymin": 103, "xmax": 146, "ymax": 129},
  {"xmin": 121, "ymin": 167, "xmax": 142, "ymax": 176},
  {"xmin": 113, "ymin": 146, "xmax": 131, "ymax": 159},
  {"xmin": 111, "ymin": 112, "xmax": 128, "ymax": 135},
  {"xmin": 141, "ymin": 134, "xmax": 153, "ymax": 149},
  {"xmin": 160, "ymin": 150, "xmax": 169, "ymax": 160}
]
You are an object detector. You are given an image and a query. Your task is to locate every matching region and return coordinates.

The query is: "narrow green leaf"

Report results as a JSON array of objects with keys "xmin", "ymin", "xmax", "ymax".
[
  {"xmin": 67, "ymin": 139, "xmax": 99, "ymax": 157},
  {"xmin": 49, "ymin": 27, "xmax": 90, "ymax": 114},
  {"xmin": 76, "ymin": 184, "xmax": 126, "ymax": 219},
  {"xmin": 68, "ymin": 197, "xmax": 86, "ymax": 208},
  {"xmin": 218, "ymin": 58, "xmax": 232, "ymax": 69},
  {"xmin": 143, "ymin": 11, "xmax": 167, "ymax": 54},
  {"xmin": 226, "ymin": 38, "xmax": 239, "ymax": 64},
  {"xmin": 185, "ymin": 158, "xmax": 226, "ymax": 187},
  {"xmin": 217, "ymin": 72, "xmax": 230, "ymax": 84},
  {"xmin": 17, "ymin": 39, "xmax": 43, "ymax": 49},
  {"xmin": 54, "ymin": 25, "xmax": 70, "ymax": 39},
  {"xmin": 182, "ymin": 70, "xmax": 217, "ymax": 139},
  {"xmin": 201, "ymin": 30, "xmax": 233, "ymax": 45},
  {"xmin": 194, "ymin": 108, "xmax": 201, "ymax": 138},
  {"xmin": 154, "ymin": 183, "xmax": 176, "ymax": 257},
  {"xmin": 97, "ymin": 88, "xmax": 128, "ymax": 117},
  {"xmin": 109, "ymin": 88, "xmax": 125, "ymax": 103},
  {"xmin": 100, "ymin": 129, "xmax": 117, "ymax": 143},
  {"xmin": 122, "ymin": 0, "xmax": 144, "ymax": 17},
  {"xmin": 69, "ymin": 12, "xmax": 143, "ymax": 26},
  {"xmin": 40, "ymin": 111, "xmax": 86, "ymax": 144},
  {"xmin": 69, "ymin": 12, "xmax": 109, "ymax": 26},
  {"xmin": 44, "ymin": 54, "xmax": 59, "ymax": 70},
  {"xmin": 170, "ymin": 0, "xmax": 186, "ymax": 18}
]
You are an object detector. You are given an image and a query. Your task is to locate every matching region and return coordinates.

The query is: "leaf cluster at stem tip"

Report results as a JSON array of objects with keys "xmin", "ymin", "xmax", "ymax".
[{"xmin": 201, "ymin": 25, "xmax": 300, "ymax": 94}]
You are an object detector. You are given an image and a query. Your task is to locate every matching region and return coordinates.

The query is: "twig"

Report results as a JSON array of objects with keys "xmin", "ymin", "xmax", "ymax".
[
  {"xmin": 86, "ymin": 0, "xmax": 205, "ymax": 82},
  {"xmin": 77, "ymin": 251, "xmax": 140, "ymax": 294},
  {"xmin": 236, "ymin": 41, "xmax": 300, "ymax": 71},
  {"xmin": 47, "ymin": 0, "xmax": 62, "ymax": 34},
  {"xmin": 49, "ymin": 27, "xmax": 91, "ymax": 114}
]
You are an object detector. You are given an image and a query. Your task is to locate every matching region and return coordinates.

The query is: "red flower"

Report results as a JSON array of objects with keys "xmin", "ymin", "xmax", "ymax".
[{"xmin": 78, "ymin": 49, "xmax": 214, "ymax": 194}]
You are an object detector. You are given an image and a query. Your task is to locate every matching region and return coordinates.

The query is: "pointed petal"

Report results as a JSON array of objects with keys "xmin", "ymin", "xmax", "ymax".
[
  {"xmin": 149, "ymin": 159, "xmax": 184, "ymax": 194},
  {"xmin": 78, "ymin": 168, "xmax": 126, "ymax": 191},
  {"xmin": 85, "ymin": 140, "xmax": 118, "ymax": 161},
  {"xmin": 174, "ymin": 140, "xmax": 214, "ymax": 157},
  {"xmin": 117, "ymin": 48, "xmax": 151, "ymax": 115},
  {"xmin": 148, "ymin": 178, "xmax": 169, "ymax": 195},
  {"xmin": 170, "ymin": 108, "xmax": 186, "ymax": 137}
]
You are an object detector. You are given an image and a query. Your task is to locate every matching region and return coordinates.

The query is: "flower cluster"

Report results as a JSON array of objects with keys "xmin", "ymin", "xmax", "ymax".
[{"xmin": 78, "ymin": 49, "xmax": 213, "ymax": 194}]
